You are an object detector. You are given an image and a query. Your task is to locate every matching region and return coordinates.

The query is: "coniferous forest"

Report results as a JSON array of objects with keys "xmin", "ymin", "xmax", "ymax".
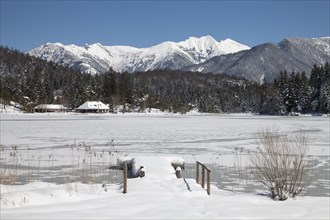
[{"xmin": 1, "ymin": 46, "xmax": 329, "ymax": 114}]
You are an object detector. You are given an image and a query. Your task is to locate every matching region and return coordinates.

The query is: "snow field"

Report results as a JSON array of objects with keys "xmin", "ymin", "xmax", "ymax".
[
  {"xmin": 0, "ymin": 114, "xmax": 329, "ymax": 219},
  {"xmin": 1, "ymin": 155, "xmax": 329, "ymax": 219}
]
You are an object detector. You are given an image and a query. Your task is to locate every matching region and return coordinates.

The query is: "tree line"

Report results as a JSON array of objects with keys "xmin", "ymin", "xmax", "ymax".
[
  {"xmin": 261, "ymin": 63, "xmax": 330, "ymax": 115},
  {"xmin": 1, "ymin": 46, "xmax": 329, "ymax": 114}
]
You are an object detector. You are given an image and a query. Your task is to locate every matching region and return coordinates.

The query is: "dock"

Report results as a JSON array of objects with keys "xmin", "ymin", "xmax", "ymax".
[{"xmin": 117, "ymin": 156, "xmax": 212, "ymax": 196}]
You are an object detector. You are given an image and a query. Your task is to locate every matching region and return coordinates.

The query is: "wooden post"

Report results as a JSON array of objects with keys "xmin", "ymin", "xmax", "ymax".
[
  {"xmin": 176, "ymin": 167, "xmax": 181, "ymax": 178},
  {"xmin": 196, "ymin": 162, "xmax": 199, "ymax": 184},
  {"xmin": 201, "ymin": 166, "xmax": 205, "ymax": 188},
  {"xmin": 207, "ymin": 170, "xmax": 211, "ymax": 195},
  {"xmin": 123, "ymin": 163, "xmax": 127, "ymax": 194}
]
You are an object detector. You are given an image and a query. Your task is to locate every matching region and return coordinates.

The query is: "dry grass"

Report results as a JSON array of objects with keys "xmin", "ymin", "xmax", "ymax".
[
  {"xmin": 0, "ymin": 140, "xmax": 123, "ymax": 187},
  {"xmin": 249, "ymin": 129, "xmax": 310, "ymax": 200}
]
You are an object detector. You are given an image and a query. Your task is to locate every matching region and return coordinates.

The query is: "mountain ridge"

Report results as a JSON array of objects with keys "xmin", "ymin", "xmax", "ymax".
[
  {"xmin": 183, "ymin": 37, "xmax": 330, "ymax": 82},
  {"xmin": 28, "ymin": 36, "xmax": 250, "ymax": 74},
  {"xmin": 28, "ymin": 36, "xmax": 329, "ymax": 82}
]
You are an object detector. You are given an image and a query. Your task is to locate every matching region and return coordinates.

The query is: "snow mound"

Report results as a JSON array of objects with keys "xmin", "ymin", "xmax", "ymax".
[{"xmin": 0, "ymin": 102, "xmax": 23, "ymax": 114}]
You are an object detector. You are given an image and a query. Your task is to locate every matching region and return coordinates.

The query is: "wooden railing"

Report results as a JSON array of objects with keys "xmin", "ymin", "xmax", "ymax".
[{"xmin": 196, "ymin": 161, "xmax": 211, "ymax": 195}]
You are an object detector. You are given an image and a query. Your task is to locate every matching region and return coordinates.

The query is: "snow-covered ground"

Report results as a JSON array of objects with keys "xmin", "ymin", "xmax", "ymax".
[{"xmin": 0, "ymin": 113, "xmax": 329, "ymax": 219}]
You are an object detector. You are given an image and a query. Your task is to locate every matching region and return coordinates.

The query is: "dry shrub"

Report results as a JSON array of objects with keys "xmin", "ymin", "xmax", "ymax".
[{"xmin": 250, "ymin": 129, "xmax": 310, "ymax": 200}]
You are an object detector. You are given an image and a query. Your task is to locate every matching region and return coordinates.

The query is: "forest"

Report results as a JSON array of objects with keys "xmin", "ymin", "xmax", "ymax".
[{"xmin": 1, "ymin": 46, "xmax": 329, "ymax": 114}]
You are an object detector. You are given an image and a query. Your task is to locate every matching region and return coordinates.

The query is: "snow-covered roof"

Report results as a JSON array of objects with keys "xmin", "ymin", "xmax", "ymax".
[
  {"xmin": 34, "ymin": 104, "xmax": 66, "ymax": 109},
  {"xmin": 77, "ymin": 101, "xmax": 109, "ymax": 110}
]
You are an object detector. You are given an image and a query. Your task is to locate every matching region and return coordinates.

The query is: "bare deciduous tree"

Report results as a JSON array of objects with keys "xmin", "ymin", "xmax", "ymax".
[{"xmin": 250, "ymin": 129, "xmax": 310, "ymax": 200}]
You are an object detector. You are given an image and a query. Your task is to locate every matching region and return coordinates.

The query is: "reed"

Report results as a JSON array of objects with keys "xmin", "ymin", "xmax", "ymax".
[{"xmin": 0, "ymin": 140, "xmax": 123, "ymax": 189}]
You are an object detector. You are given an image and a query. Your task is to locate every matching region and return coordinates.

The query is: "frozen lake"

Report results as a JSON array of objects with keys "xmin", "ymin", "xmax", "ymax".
[{"xmin": 1, "ymin": 113, "xmax": 329, "ymax": 196}]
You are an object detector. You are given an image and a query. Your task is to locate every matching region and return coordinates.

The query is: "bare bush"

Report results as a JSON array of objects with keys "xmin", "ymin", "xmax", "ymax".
[{"xmin": 250, "ymin": 129, "xmax": 310, "ymax": 200}]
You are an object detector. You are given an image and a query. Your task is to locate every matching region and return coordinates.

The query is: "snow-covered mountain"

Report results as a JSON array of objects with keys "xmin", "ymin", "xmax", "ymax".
[
  {"xmin": 29, "ymin": 36, "xmax": 329, "ymax": 82},
  {"xmin": 183, "ymin": 37, "xmax": 330, "ymax": 82},
  {"xmin": 28, "ymin": 36, "xmax": 250, "ymax": 74}
]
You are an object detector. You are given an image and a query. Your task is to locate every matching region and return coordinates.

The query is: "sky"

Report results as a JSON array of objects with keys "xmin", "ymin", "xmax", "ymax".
[{"xmin": 1, "ymin": 0, "xmax": 329, "ymax": 52}]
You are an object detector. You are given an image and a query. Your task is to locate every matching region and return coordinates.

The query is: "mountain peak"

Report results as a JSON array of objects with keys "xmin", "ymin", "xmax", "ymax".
[
  {"xmin": 187, "ymin": 35, "xmax": 217, "ymax": 43},
  {"xmin": 29, "ymin": 35, "xmax": 250, "ymax": 74},
  {"xmin": 44, "ymin": 42, "xmax": 64, "ymax": 48},
  {"xmin": 178, "ymin": 35, "xmax": 218, "ymax": 49},
  {"xmin": 221, "ymin": 38, "xmax": 240, "ymax": 44},
  {"xmin": 176, "ymin": 35, "xmax": 249, "ymax": 60}
]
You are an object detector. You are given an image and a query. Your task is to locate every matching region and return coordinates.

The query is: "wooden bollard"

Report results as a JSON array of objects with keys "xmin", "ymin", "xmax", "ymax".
[
  {"xmin": 175, "ymin": 167, "xmax": 181, "ymax": 178},
  {"xmin": 123, "ymin": 163, "xmax": 127, "ymax": 194},
  {"xmin": 139, "ymin": 166, "xmax": 145, "ymax": 178}
]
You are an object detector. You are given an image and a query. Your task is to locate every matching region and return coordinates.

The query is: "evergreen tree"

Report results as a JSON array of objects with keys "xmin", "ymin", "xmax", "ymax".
[
  {"xmin": 285, "ymin": 71, "xmax": 298, "ymax": 113},
  {"xmin": 310, "ymin": 64, "xmax": 323, "ymax": 112},
  {"xmin": 119, "ymin": 72, "xmax": 134, "ymax": 111},
  {"xmin": 296, "ymin": 72, "xmax": 311, "ymax": 113},
  {"xmin": 319, "ymin": 62, "xmax": 330, "ymax": 113},
  {"xmin": 261, "ymin": 84, "xmax": 285, "ymax": 115},
  {"xmin": 277, "ymin": 71, "xmax": 289, "ymax": 111}
]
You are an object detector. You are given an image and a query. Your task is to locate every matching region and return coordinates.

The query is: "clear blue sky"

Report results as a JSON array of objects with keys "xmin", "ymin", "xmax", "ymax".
[{"xmin": 1, "ymin": 0, "xmax": 329, "ymax": 52}]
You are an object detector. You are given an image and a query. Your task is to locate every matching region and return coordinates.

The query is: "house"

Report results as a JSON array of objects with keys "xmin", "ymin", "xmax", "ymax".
[
  {"xmin": 76, "ymin": 101, "xmax": 109, "ymax": 113},
  {"xmin": 34, "ymin": 104, "xmax": 67, "ymax": 113}
]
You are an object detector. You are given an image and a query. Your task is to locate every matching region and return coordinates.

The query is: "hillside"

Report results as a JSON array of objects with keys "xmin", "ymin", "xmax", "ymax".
[
  {"xmin": 1, "ymin": 46, "xmax": 329, "ymax": 115},
  {"xmin": 184, "ymin": 37, "xmax": 330, "ymax": 82}
]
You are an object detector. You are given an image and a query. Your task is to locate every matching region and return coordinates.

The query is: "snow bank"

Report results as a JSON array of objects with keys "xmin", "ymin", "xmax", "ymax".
[
  {"xmin": 0, "ymin": 103, "xmax": 23, "ymax": 114},
  {"xmin": 1, "ymin": 155, "xmax": 329, "ymax": 219}
]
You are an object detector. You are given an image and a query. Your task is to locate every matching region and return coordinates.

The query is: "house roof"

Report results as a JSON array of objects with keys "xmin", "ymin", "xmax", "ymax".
[
  {"xmin": 77, "ymin": 101, "xmax": 109, "ymax": 110},
  {"xmin": 34, "ymin": 104, "xmax": 66, "ymax": 109}
]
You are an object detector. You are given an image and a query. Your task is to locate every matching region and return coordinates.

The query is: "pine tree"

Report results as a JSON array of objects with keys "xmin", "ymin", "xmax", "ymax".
[
  {"xmin": 319, "ymin": 62, "xmax": 330, "ymax": 113},
  {"xmin": 277, "ymin": 71, "xmax": 289, "ymax": 112},
  {"xmin": 310, "ymin": 64, "xmax": 323, "ymax": 112},
  {"xmin": 261, "ymin": 84, "xmax": 286, "ymax": 115},
  {"xmin": 119, "ymin": 72, "xmax": 134, "ymax": 112},
  {"xmin": 297, "ymin": 72, "xmax": 311, "ymax": 113},
  {"xmin": 285, "ymin": 71, "xmax": 298, "ymax": 113}
]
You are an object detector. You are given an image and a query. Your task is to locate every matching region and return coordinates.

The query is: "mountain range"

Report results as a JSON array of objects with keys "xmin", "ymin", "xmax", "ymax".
[{"xmin": 28, "ymin": 36, "xmax": 329, "ymax": 82}]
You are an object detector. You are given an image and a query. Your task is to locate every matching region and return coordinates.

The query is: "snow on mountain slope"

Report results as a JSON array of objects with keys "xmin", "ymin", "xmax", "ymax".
[
  {"xmin": 183, "ymin": 37, "xmax": 330, "ymax": 82},
  {"xmin": 178, "ymin": 36, "xmax": 250, "ymax": 63},
  {"xmin": 277, "ymin": 37, "xmax": 330, "ymax": 66},
  {"xmin": 28, "ymin": 36, "xmax": 250, "ymax": 74}
]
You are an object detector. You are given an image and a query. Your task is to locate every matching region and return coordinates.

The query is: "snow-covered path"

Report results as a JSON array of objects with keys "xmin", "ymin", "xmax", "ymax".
[
  {"xmin": 2, "ymin": 156, "xmax": 329, "ymax": 219},
  {"xmin": 122, "ymin": 156, "xmax": 205, "ymax": 195}
]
